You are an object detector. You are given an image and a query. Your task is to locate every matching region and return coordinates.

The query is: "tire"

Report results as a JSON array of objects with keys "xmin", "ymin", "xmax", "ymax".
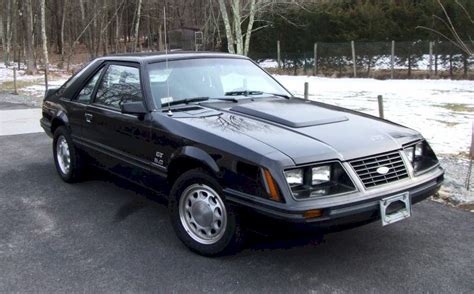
[
  {"xmin": 169, "ymin": 168, "xmax": 245, "ymax": 256},
  {"xmin": 53, "ymin": 126, "xmax": 85, "ymax": 183}
]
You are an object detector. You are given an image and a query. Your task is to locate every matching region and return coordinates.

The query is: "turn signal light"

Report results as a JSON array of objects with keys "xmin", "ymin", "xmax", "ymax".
[
  {"xmin": 303, "ymin": 209, "xmax": 323, "ymax": 219},
  {"xmin": 262, "ymin": 168, "xmax": 283, "ymax": 202}
]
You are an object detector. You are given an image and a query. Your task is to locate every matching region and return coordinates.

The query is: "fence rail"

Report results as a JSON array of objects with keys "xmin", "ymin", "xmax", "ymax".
[{"xmin": 251, "ymin": 40, "xmax": 473, "ymax": 79}]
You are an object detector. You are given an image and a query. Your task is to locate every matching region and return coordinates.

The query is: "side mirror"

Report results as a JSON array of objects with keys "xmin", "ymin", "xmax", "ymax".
[
  {"xmin": 44, "ymin": 87, "xmax": 59, "ymax": 99},
  {"xmin": 120, "ymin": 101, "xmax": 147, "ymax": 116}
]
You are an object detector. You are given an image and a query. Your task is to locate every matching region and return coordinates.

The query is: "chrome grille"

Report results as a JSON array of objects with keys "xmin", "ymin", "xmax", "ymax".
[{"xmin": 349, "ymin": 151, "xmax": 409, "ymax": 188}]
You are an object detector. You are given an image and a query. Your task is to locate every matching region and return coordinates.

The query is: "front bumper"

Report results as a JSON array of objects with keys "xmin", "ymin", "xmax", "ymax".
[
  {"xmin": 40, "ymin": 117, "xmax": 53, "ymax": 138},
  {"xmin": 225, "ymin": 166, "xmax": 444, "ymax": 230}
]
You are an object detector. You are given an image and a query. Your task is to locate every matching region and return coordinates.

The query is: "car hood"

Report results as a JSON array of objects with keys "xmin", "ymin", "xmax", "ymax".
[{"xmin": 175, "ymin": 98, "xmax": 421, "ymax": 165}]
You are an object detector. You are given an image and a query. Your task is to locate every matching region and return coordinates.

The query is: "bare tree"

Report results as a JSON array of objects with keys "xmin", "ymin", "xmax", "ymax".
[
  {"xmin": 1, "ymin": 0, "xmax": 14, "ymax": 66},
  {"xmin": 40, "ymin": 0, "xmax": 49, "ymax": 90},
  {"xmin": 0, "ymin": 7, "xmax": 5, "ymax": 64},
  {"xmin": 60, "ymin": 0, "xmax": 68, "ymax": 65},
  {"xmin": 218, "ymin": 0, "xmax": 266, "ymax": 56},
  {"xmin": 24, "ymin": 0, "xmax": 37, "ymax": 74},
  {"xmin": 132, "ymin": 0, "xmax": 143, "ymax": 52},
  {"xmin": 417, "ymin": 0, "xmax": 473, "ymax": 56}
]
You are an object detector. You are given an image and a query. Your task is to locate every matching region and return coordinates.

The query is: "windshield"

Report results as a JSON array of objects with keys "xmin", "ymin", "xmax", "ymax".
[{"xmin": 147, "ymin": 58, "xmax": 291, "ymax": 106}]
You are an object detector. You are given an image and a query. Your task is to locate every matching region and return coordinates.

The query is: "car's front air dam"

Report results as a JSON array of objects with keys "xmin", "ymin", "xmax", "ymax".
[{"xmin": 225, "ymin": 172, "xmax": 444, "ymax": 234}]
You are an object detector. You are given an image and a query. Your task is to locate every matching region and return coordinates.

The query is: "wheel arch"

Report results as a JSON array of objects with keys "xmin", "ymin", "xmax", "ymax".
[
  {"xmin": 51, "ymin": 111, "xmax": 70, "ymax": 134},
  {"xmin": 167, "ymin": 146, "xmax": 220, "ymax": 186}
]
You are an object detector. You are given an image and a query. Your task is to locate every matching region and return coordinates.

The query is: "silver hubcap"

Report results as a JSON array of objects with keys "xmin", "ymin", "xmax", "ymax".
[
  {"xmin": 56, "ymin": 136, "xmax": 71, "ymax": 175},
  {"xmin": 179, "ymin": 184, "xmax": 227, "ymax": 245}
]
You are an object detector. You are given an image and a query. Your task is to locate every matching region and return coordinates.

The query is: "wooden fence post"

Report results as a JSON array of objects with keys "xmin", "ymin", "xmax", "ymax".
[
  {"xmin": 377, "ymin": 95, "xmax": 384, "ymax": 119},
  {"xmin": 429, "ymin": 41, "xmax": 433, "ymax": 77},
  {"xmin": 17, "ymin": 46, "xmax": 21, "ymax": 70},
  {"xmin": 313, "ymin": 42, "xmax": 318, "ymax": 76},
  {"xmin": 391, "ymin": 40, "xmax": 395, "ymax": 79},
  {"xmin": 277, "ymin": 40, "xmax": 281, "ymax": 69},
  {"xmin": 434, "ymin": 41, "xmax": 438, "ymax": 76},
  {"xmin": 466, "ymin": 120, "xmax": 474, "ymax": 190},
  {"xmin": 351, "ymin": 41, "xmax": 356, "ymax": 78},
  {"xmin": 13, "ymin": 68, "xmax": 18, "ymax": 95},
  {"xmin": 44, "ymin": 67, "xmax": 49, "ymax": 92},
  {"xmin": 471, "ymin": 120, "xmax": 474, "ymax": 160},
  {"xmin": 304, "ymin": 82, "xmax": 309, "ymax": 100}
]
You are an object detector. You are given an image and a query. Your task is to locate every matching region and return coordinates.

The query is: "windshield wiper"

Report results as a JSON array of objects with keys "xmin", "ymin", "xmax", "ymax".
[
  {"xmin": 210, "ymin": 97, "xmax": 239, "ymax": 103},
  {"xmin": 162, "ymin": 96, "xmax": 209, "ymax": 106},
  {"xmin": 224, "ymin": 90, "xmax": 290, "ymax": 99}
]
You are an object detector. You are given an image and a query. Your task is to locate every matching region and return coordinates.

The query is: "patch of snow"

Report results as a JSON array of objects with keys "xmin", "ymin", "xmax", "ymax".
[
  {"xmin": 274, "ymin": 75, "xmax": 474, "ymax": 155},
  {"xmin": 21, "ymin": 79, "xmax": 68, "ymax": 98},
  {"xmin": 258, "ymin": 59, "xmax": 279, "ymax": 68},
  {"xmin": 0, "ymin": 63, "xmax": 72, "ymax": 92}
]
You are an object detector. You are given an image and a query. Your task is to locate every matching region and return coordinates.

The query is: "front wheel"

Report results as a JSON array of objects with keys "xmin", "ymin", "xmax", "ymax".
[
  {"xmin": 169, "ymin": 169, "xmax": 244, "ymax": 256},
  {"xmin": 53, "ymin": 126, "xmax": 85, "ymax": 183}
]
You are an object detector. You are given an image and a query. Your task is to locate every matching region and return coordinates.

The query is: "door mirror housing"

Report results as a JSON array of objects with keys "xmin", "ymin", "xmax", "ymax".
[
  {"xmin": 120, "ymin": 101, "xmax": 147, "ymax": 116},
  {"xmin": 44, "ymin": 87, "xmax": 59, "ymax": 99}
]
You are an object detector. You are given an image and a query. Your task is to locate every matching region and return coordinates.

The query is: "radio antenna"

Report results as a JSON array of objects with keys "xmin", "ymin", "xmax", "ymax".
[{"xmin": 164, "ymin": 6, "xmax": 172, "ymax": 116}]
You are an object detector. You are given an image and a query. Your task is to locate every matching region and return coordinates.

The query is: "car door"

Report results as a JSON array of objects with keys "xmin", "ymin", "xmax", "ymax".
[
  {"xmin": 83, "ymin": 63, "xmax": 154, "ymax": 174},
  {"xmin": 68, "ymin": 66, "xmax": 106, "ymax": 140}
]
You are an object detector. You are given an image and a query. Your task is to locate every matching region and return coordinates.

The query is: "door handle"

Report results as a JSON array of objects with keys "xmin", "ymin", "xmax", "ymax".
[{"xmin": 84, "ymin": 113, "xmax": 93, "ymax": 123}]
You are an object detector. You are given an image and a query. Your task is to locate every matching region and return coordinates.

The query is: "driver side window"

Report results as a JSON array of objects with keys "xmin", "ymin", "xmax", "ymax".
[
  {"xmin": 94, "ymin": 65, "xmax": 143, "ymax": 109},
  {"xmin": 76, "ymin": 67, "xmax": 104, "ymax": 104}
]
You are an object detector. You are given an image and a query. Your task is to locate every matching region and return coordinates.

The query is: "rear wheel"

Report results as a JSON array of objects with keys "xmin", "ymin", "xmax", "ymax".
[
  {"xmin": 53, "ymin": 126, "xmax": 85, "ymax": 182},
  {"xmin": 169, "ymin": 169, "xmax": 244, "ymax": 256}
]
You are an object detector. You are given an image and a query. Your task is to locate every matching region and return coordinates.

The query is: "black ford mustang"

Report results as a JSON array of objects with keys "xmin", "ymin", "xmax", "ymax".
[{"xmin": 41, "ymin": 52, "xmax": 444, "ymax": 256}]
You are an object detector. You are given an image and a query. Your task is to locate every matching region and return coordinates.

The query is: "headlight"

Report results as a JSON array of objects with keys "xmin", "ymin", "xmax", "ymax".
[
  {"xmin": 312, "ymin": 166, "xmax": 331, "ymax": 185},
  {"xmin": 403, "ymin": 140, "xmax": 438, "ymax": 175},
  {"xmin": 284, "ymin": 168, "xmax": 304, "ymax": 186},
  {"xmin": 404, "ymin": 142, "xmax": 423, "ymax": 164},
  {"xmin": 285, "ymin": 162, "xmax": 356, "ymax": 199},
  {"xmin": 404, "ymin": 146, "xmax": 415, "ymax": 163}
]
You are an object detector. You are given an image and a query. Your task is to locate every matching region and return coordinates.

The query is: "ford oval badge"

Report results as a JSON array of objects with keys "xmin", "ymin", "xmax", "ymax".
[{"xmin": 376, "ymin": 166, "xmax": 390, "ymax": 175}]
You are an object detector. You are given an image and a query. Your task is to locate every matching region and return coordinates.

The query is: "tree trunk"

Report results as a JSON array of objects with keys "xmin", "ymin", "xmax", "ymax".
[
  {"xmin": 40, "ymin": 0, "xmax": 49, "ymax": 90},
  {"xmin": 24, "ymin": 0, "xmax": 37, "ymax": 75},
  {"xmin": 60, "ymin": 0, "xmax": 68, "ymax": 65},
  {"xmin": 231, "ymin": 0, "xmax": 243, "ymax": 55},
  {"xmin": 158, "ymin": 23, "xmax": 163, "ymax": 51},
  {"xmin": 243, "ymin": 0, "xmax": 256, "ymax": 56},
  {"xmin": 79, "ymin": 0, "xmax": 94, "ymax": 59},
  {"xmin": 218, "ymin": 0, "xmax": 235, "ymax": 54},
  {"xmin": 132, "ymin": 0, "xmax": 142, "ymax": 52},
  {"xmin": 1, "ymin": 0, "xmax": 13, "ymax": 66},
  {"xmin": 115, "ymin": 0, "xmax": 120, "ymax": 53},
  {"xmin": 0, "ymin": 12, "xmax": 6, "ymax": 65}
]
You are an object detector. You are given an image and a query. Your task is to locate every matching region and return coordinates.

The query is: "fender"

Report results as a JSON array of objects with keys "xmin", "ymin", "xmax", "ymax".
[
  {"xmin": 50, "ymin": 109, "xmax": 70, "ymax": 133},
  {"xmin": 169, "ymin": 146, "xmax": 220, "ymax": 174},
  {"xmin": 55, "ymin": 110, "xmax": 69, "ymax": 125}
]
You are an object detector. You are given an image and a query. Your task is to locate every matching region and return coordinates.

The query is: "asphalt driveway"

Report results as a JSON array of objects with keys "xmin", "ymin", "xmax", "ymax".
[{"xmin": 0, "ymin": 133, "xmax": 473, "ymax": 293}]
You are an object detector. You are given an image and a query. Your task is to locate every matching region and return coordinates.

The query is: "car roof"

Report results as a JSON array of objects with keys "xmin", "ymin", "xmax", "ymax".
[{"xmin": 94, "ymin": 51, "xmax": 249, "ymax": 64}]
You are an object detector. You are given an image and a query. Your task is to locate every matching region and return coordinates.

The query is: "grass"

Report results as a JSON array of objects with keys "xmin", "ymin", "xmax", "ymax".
[
  {"xmin": 0, "ymin": 79, "xmax": 42, "ymax": 92},
  {"xmin": 436, "ymin": 103, "xmax": 474, "ymax": 113},
  {"xmin": 430, "ymin": 119, "xmax": 461, "ymax": 127},
  {"xmin": 459, "ymin": 203, "xmax": 474, "ymax": 212}
]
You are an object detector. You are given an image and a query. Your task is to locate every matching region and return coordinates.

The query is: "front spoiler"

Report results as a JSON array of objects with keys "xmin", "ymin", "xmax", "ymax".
[
  {"xmin": 224, "ymin": 170, "xmax": 444, "ymax": 228},
  {"xmin": 40, "ymin": 117, "xmax": 53, "ymax": 138}
]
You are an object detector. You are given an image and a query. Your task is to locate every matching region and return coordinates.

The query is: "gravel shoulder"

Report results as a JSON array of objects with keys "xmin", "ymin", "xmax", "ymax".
[{"xmin": 436, "ymin": 156, "xmax": 474, "ymax": 207}]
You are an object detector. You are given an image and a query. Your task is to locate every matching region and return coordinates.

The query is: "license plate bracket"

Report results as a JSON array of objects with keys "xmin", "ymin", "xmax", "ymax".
[{"xmin": 379, "ymin": 192, "xmax": 411, "ymax": 226}]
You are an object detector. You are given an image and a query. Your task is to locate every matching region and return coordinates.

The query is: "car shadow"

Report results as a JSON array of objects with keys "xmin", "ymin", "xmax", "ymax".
[{"xmin": 76, "ymin": 166, "xmax": 400, "ymax": 255}]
